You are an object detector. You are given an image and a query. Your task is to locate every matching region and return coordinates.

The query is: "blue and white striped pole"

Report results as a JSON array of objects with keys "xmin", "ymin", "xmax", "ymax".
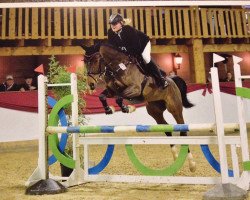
[{"xmin": 46, "ymin": 122, "xmax": 247, "ymax": 134}]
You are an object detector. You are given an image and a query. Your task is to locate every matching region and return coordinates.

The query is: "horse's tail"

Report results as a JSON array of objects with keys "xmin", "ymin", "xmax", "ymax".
[{"xmin": 171, "ymin": 76, "xmax": 194, "ymax": 108}]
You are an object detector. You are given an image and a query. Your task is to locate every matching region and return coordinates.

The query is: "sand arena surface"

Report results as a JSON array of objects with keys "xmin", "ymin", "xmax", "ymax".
[{"xmin": 0, "ymin": 134, "xmax": 249, "ymax": 200}]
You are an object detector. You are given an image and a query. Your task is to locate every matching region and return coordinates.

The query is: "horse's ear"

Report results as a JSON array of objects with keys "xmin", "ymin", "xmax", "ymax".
[
  {"xmin": 94, "ymin": 42, "xmax": 101, "ymax": 51},
  {"xmin": 81, "ymin": 45, "xmax": 90, "ymax": 51}
]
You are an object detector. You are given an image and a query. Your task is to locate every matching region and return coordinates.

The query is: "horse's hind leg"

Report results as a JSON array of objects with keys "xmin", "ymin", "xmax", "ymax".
[
  {"xmin": 145, "ymin": 102, "xmax": 178, "ymax": 161},
  {"xmin": 167, "ymin": 104, "xmax": 196, "ymax": 172}
]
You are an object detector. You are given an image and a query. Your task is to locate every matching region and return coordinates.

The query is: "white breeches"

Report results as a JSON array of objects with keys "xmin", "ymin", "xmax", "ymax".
[{"xmin": 141, "ymin": 41, "xmax": 151, "ymax": 64}]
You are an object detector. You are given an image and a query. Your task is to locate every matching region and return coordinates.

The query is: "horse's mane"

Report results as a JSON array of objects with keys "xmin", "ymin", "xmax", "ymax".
[
  {"xmin": 101, "ymin": 43, "xmax": 129, "ymax": 56},
  {"xmin": 83, "ymin": 42, "xmax": 130, "ymax": 59}
]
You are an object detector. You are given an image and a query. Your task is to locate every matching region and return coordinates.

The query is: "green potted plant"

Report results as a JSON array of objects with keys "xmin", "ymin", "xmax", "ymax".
[{"xmin": 47, "ymin": 55, "xmax": 88, "ymax": 177}]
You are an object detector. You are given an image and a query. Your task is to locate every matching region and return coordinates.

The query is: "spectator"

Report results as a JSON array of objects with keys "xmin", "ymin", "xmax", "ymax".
[
  {"xmin": 223, "ymin": 72, "xmax": 234, "ymax": 82},
  {"xmin": 0, "ymin": 75, "xmax": 20, "ymax": 92},
  {"xmin": 169, "ymin": 71, "xmax": 177, "ymax": 78},
  {"xmin": 20, "ymin": 76, "xmax": 36, "ymax": 91}
]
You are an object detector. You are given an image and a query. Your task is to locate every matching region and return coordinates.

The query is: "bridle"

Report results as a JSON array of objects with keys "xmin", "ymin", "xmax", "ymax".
[{"xmin": 84, "ymin": 52, "xmax": 105, "ymax": 83}]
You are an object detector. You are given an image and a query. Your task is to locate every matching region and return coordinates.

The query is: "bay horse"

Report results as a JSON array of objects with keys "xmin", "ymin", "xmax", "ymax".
[{"xmin": 82, "ymin": 44, "xmax": 196, "ymax": 172}]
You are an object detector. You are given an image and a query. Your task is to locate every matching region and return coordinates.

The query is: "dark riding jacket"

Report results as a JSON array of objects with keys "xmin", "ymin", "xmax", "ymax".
[
  {"xmin": 108, "ymin": 25, "xmax": 150, "ymax": 56},
  {"xmin": 0, "ymin": 83, "xmax": 20, "ymax": 92}
]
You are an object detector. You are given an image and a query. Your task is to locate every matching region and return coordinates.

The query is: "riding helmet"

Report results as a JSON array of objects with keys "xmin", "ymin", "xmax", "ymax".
[{"xmin": 109, "ymin": 13, "xmax": 124, "ymax": 24}]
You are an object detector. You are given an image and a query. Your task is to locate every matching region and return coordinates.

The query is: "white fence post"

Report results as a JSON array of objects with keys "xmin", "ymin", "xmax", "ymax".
[
  {"xmin": 210, "ymin": 67, "xmax": 229, "ymax": 184},
  {"xmin": 233, "ymin": 56, "xmax": 250, "ymax": 190}
]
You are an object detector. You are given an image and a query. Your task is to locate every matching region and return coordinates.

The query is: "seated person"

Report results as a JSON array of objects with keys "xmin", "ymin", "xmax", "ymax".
[
  {"xmin": 223, "ymin": 72, "xmax": 234, "ymax": 82},
  {"xmin": 20, "ymin": 76, "xmax": 36, "ymax": 91},
  {"xmin": 0, "ymin": 75, "xmax": 20, "ymax": 92}
]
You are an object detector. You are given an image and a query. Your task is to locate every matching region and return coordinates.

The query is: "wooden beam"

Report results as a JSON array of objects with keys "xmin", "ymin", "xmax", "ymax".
[
  {"xmin": 32, "ymin": 8, "xmax": 39, "ymax": 39},
  {"xmin": 76, "ymin": 8, "xmax": 83, "ymax": 39},
  {"xmin": 63, "ymin": 8, "xmax": 68, "ymax": 38},
  {"xmin": 134, "ymin": 9, "xmax": 139, "ymax": 30},
  {"xmin": 85, "ymin": 8, "xmax": 90, "ymax": 39},
  {"xmin": 152, "ymin": 45, "xmax": 188, "ymax": 53},
  {"xmin": 201, "ymin": 9, "xmax": 208, "ymax": 38},
  {"xmin": 24, "ymin": 8, "xmax": 29, "ymax": 39},
  {"xmin": 41, "ymin": 8, "xmax": 45, "ymax": 39},
  {"xmin": 0, "ymin": 45, "xmax": 189, "ymax": 56},
  {"xmin": 188, "ymin": 39, "xmax": 206, "ymax": 83},
  {"xmin": 159, "ymin": 7, "xmax": 163, "ymax": 38},
  {"xmin": 153, "ymin": 8, "xmax": 158, "ymax": 38},
  {"xmin": 203, "ymin": 44, "xmax": 250, "ymax": 52},
  {"xmin": 69, "ymin": 7, "xmax": 74, "ymax": 39},
  {"xmin": 183, "ymin": 9, "xmax": 190, "ymax": 38},
  {"xmin": 1, "ymin": 9, "xmax": 6, "ymax": 39},
  {"xmin": 47, "ymin": 8, "xmax": 52, "ymax": 43},
  {"xmin": 145, "ymin": 9, "xmax": 152, "ymax": 37},
  {"xmin": 0, "ymin": 46, "xmax": 84, "ymax": 56},
  {"xmin": 9, "ymin": 8, "xmax": 16, "ymax": 39},
  {"xmin": 178, "ymin": 9, "xmax": 183, "ymax": 38},
  {"xmin": 164, "ymin": 8, "xmax": 171, "ymax": 38},
  {"xmin": 54, "ymin": 8, "xmax": 61, "ymax": 39},
  {"xmin": 97, "ymin": 8, "xmax": 104, "ymax": 39},
  {"xmin": 91, "ymin": 8, "xmax": 96, "ymax": 38},
  {"xmin": 140, "ymin": 8, "xmax": 145, "ymax": 33},
  {"xmin": 18, "ymin": 8, "xmax": 23, "ymax": 39},
  {"xmin": 218, "ymin": 10, "xmax": 226, "ymax": 37}
]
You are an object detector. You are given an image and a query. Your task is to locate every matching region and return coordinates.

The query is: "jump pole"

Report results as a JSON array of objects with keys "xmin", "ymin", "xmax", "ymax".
[{"xmin": 46, "ymin": 123, "xmax": 250, "ymax": 134}]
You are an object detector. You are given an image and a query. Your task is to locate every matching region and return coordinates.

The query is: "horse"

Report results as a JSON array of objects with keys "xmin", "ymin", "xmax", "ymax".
[{"xmin": 82, "ymin": 44, "xmax": 196, "ymax": 172}]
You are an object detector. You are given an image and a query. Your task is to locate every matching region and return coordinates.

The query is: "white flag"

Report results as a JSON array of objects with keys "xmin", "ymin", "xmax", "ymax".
[
  {"xmin": 213, "ymin": 53, "xmax": 225, "ymax": 67},
  {"xmin": 232, "ymin": 55, "xmax": 243, "ymax": 65}
]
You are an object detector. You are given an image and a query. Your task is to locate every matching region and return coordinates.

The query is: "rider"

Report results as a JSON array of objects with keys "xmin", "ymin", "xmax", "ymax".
[{"xmin": 107, "ymin": 13, "xmax": 169, "ymax": 89}]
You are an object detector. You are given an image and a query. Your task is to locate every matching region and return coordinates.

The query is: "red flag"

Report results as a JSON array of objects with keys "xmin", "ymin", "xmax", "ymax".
[
  {"xmin": 66, "ymin": 65, "xmax": 76, "ymax": 73},
  {"xmin": 202, "ymin": 84, "xmax": 213, "ymax": 96},
  {"xmin": 34, "ymin": 64, "xmax": 44, "ymax": 74}
]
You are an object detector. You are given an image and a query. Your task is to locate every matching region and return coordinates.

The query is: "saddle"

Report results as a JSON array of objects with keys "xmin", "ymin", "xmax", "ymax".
[{"xmin": 132, "ymin": 55, "xmax": 167, "ymax": 77}]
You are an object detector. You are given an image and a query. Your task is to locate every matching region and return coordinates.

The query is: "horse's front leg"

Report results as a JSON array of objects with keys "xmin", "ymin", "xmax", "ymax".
[
  {"xmin": 115, "ymin": 96, "xmax": 136, "ymax": 113},
  {"xmin": 99, "ymin": 89, "xmax": 115, "ymax": 115}
]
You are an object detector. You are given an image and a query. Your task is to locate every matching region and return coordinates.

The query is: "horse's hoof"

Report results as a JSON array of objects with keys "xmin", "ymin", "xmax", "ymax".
[
  {"xmin": 127, "ymin": 105, "xmax": 136, "ymax": 113},
  {"xmin": 121, "ymin": 106, "xmax": 129, "ymax": 113},
  {"xmin": 110, "ymin": 106, "xmax": 115, "ymax": 113},
  {"xmin": 105, "ymin": 106, "xmax": 115, "ymax": 115},
  {"xmin": 171, "ymin": 146, "xmax": 178, "ymax": 160},
  {"xmin": 189, "ymin": 161, "xmax": 196, "ymax": 172},
  {"xmin": 173, "ymin": 153, "xmax": 178, "ymax": 161}
]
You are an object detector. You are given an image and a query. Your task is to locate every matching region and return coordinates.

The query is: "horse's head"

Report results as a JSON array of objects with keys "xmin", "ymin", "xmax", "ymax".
[{"xmin": 82, "ymin": 44, "xmax": 104, "ymax": 90}]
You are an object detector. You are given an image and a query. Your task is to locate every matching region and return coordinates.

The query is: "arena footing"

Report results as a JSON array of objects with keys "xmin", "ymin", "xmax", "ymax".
[{"xmin": 203, "ymin": 183, "xmax": 248, "ymax": 200}]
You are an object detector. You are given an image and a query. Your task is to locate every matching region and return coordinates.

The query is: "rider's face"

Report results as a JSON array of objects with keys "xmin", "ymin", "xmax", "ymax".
[{"xmin": 111, "ymin": 22, "xmax": 123, "ymax": 33}]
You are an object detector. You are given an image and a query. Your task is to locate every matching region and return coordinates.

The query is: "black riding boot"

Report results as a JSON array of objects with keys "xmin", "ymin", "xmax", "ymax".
[{"xmin": 146, "ymin": 60, "xmax": 169, "ymax": 88}]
